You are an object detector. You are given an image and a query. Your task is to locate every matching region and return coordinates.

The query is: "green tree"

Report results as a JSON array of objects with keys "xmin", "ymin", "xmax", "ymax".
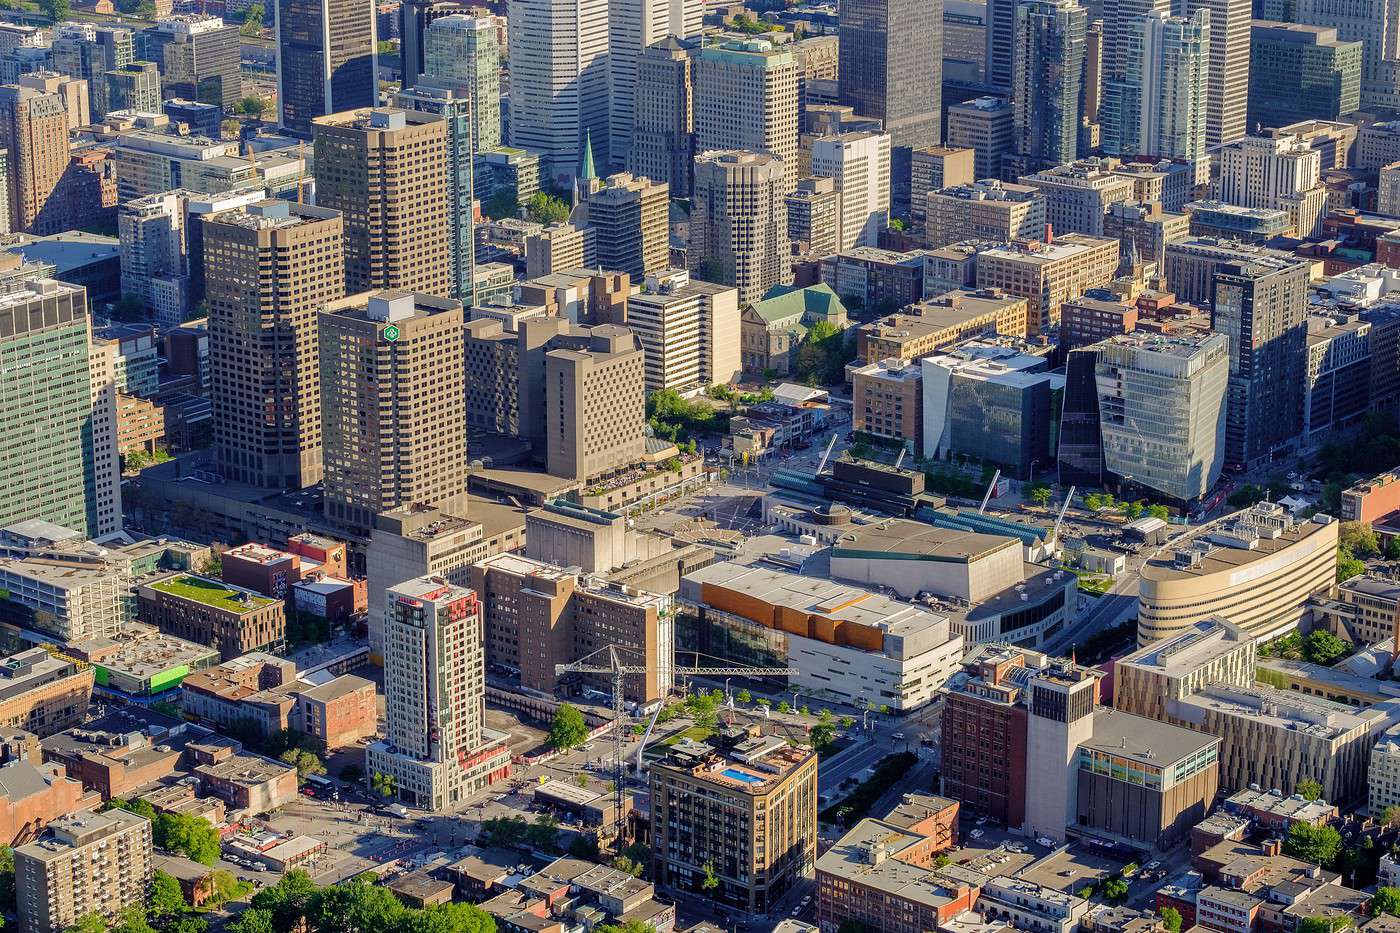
[
  {"xmin": 227, "ymin": 909, "xmax": 276, "ymax": 933},
  {"xmin": 398, "ymin": 903, "xmax": 497, "ymax": 933},
  {"xmin": 701, "ymin": 860, "xmax": 719, "ymax": 891},
  {"xmin": 482, "ymin": 187, "xmax": 519, "ymax": 220},
  {"xmin": 249, "ymin": 868, "xmax": 318, "ymax": 932},
  {"xmin": 567, "ymin": 835, "xmax": 599, "ymax": 860},
  {"xmin": 36, "ymin": 0, "xmax": 69, "ymax": 20},
  {"xmin": 840, "ymin": 716, "xmax": 854, "ymax": 730},
  {"xmin": 111, "ymin": 904, "xmax": 156, "ymax": 933},
  {"xmin": 776, "ymin": 701, "xmax": 790, "ymax": 713},
  {"xmin": 809, "ymin": 721, "xmax": 836, "ymax": 754},
  {"xmin": 1296, "ymin": 777, "xmax": 1325, "ymax": 801},
  {"xmin": 166, "ymin": 919, "xmax": 210, "ymax": 933},
  {"xmin": 524, "ymin": 192, "xmax": 570, "ymax": 225},
  {"xmin": 205, "ymin": 869, "xmax": 248, "ymax": 909},
  {"xmin": 1298, "ymin": 917, "xmax": 1353, "ymax": 933},
  {"xmin": 1160, "ymin": 908, "xmax": 1183, "ymax": 932},
  {"xmin": 1148, "ymin": 504, "xmax": 1171, "ymax": 521},
  {"xmin": 933, "ymin": 853, "xmax": 952, "ymax": 868},
  {"xmin": 1383, "ymin": 805, "xmax": 1400, "ymax": 828},
  {"xmin": 612, "ymin": 855, "xmax": 645, "ymax": 877},
  {"xmin": 1029, "ymin": 484, "xmax": 1053, "ymax": 508},
  {"xmin": 1284, "ymin": 822, "xmax": 1343, "ymax": 867},
  {"xmin": 736, "ymin": 689, "xmax": 751, "ymax": 703},
  {"xmin": 1341, "ymin": 521, "xmax": 1381, "ymax": 558},
  {"xmin": 280, "ymin": 747, "xmax": 327, "ymax": 782},
  {"xmin": 237, "ymin": 96, "xmax": 266, "ymax": 116},
  {"xmin": 240, "ymin": 2, "xmax": 264, "ymax": 34},
  {"xmin": 308, "ymin": 878, "xmax": 404, "ymax": 933},
  {"xmin": 149, "ymin": 869, "xmax": 188, "ymax": 922},
  {"xmin": 1304, "ymin": 632, "xmax": 1348, "ymax": 667},
  {"xmin": 64, "ymin": 914, "xmax": 109, "ymax": 933},
  {"xmin": 1101, "ymin": 878, "xmax": 1129, "ymax": 903},
  {"xmin": 1123, "ymin": 500, "xmax": 1145, "ymax": 520},
  {"xmin": 1372, "ymin": 888, "xmax": 1400, "ymax": 917},
  {"xmin": 1339, "ymin": 548, "xmax": 1366, "ymax": 583},
  {"xmin": 595, "ymin": 922, "xmax": 656, "ymax": 933},
  {"xmin": 0, "ymin": 846, "xmax": 13, "ymax": 913},
  {"xmin": 550, "ymin": 703, "xmax": 588, "ymax": 751},
  {"xmin": 153, "ymin": 812, "xmax": 221, "ymax": 865},
  {"xmin": 371, "ymin": 770, "xmax": 397, "ymax": 799}
]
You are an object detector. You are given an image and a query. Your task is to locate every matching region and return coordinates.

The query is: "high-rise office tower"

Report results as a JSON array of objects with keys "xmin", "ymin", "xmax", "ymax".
[
  {"xmin": 104, "ymin": 60, "xmax": 160, "ymax": 114},
  {"xmin": 1247, "ymin": 22, "xmax": 1362, "ymax": 127},
  {"xmin": 608, "ymin": 0, "xmax": 702, "ymax": 169},
  {"xmin": 1101, "ymin": 11, "xmax": 1210, "ymax": 166},
  {"xmin": 139, "ymin": 15, "xmax": 241, "ymax": 110},
  {"xmin": 838, "ymin": 0, "xmax": 941, "ymax": 212},
  {"xmin": 1084, "ymin": 20, "xmax": 1103, "ymax": 122},
  {"xmin": 275, "ymin": 0, "xmax": 378, "ymax": 136},
  {"xmin": 399, "ymin": 0, "xmax": 456, "ymax": 89},
  {"xmin": 320, "ymin": 291, "xmax": 468, "ymax": 535},
  {"xmin": 205, "ymin": 200, "xmax": 344, "ymax": 489},
  {"xmin": 946, "ymin": 95, "xmax": 1015, "ymax": 180},
  {"xmin": 1293, "ymin": 0, "xmax": 1400, "ymax": 110},
  {"xmin": 1210, "ymin": 257, "xmax": 1309, "ymax": 470},
  {"xmin": 313, "ymin": 107, "xmax": 452, "ymax": 297},
  {"xmin": 18, "ymin": 72, "xmax": 89, "ymax": 133},
  {"xmin": 985, "ymin": 0, "xmax": 1017, "ymax": 91},
  {"xmin": 0, "ymin": 280, "xmax": 119, "ymax": 539},
  {"xmin": 394, "ymin": 80, "xmax": 475, "ymax": 303},
  {"xmin": 0, "ymin": 85, "xmax": 68, "ymax": 235},
  {"xmin": 508, "ymin": 0, "xmax": 609, "ymax": 189},
  {"xmin": 366, "ymin": 576, "xmax": 511, "ymax": 810},
  {"xmin": 628, "ymin": 36, "xmax": 696, "ymax": 197},
  {"xmin": 1180, "ymin": 0, "xmax": 1251, "ymax": 146},
  {"xmin": 16, "ymin": 809, "xmax": 152, "ymax": 933},
  {"xmin": 690, "ymin": 150, "xmax": 790, "ymax": 306},
  {"xmin": 51, "ymin": 23, "xmax": 132, "ymax": 121},
  {"xmin": 422, "ymin": 14, "xmax": 500, "ymax": 154},
  {"xmin": 1103, "ymin": 0, "xmax": 1168, "ymax": 82},
  {"xmin": 576, "ymin": 172, "xmax": 670, "ymax": 280},
  {"xmin": 787, "ymin": 176, "xmax": 841, "ymax": 255},
  {"xmin": 810, "ymin": 131, "xmax": 891, "ymax": 250},
  {"xmin": 694, "ymin": 39, "xmax": 800, "ymax": 192},
  {"xmin": 1011, "ymin": 0, "xmax": 1086, "ymax": 173},
  {"xmin": 544, "ymin": 326, "xmax": 647, "ymax": 480},
  {"xmin": 87, "ymin": 326, "xmax": 123, "ymax": 539}
]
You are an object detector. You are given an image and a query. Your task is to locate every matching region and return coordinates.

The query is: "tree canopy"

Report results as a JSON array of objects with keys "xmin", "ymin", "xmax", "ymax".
[
  {"xmin": 549, "ymin": 703, "xmax": 588, "ymax": 751},
  {"xmin": 1284, "ymin": 822, "xmax": 1343, "ymax": 867}
]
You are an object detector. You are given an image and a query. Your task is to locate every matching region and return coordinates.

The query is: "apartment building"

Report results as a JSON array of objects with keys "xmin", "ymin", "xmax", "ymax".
[
  {"xmin": 137, "ymin": 574, "xmax": 286, "ymax": 660},
  {"xmin": 909, "ymin": 146, "xmax": 975, "ymax": 227},
  {"xmin": 811, "ymin": 131, "xmax": 892, "ymax": 249},
  {"xmin": 0, "ymin": 84, "xmax": 71, "ymax": 235},
  {"xmin": 690, "ymin": 150, "xmax": 790, "ymax": 306},
  {"xmin": 787, "ymin": 176, "xmax": 841, "ymax": 255},
  {"xmin": 15, "ymin": 809, "xmax": 152, "ymax": 933},
  {"xmin": 852, "ymin": 359, "xmax": 923, "ymax": 451},
  {"xmin": 926, "ymin": 179, "xmax": 1046, "ymax": 249},
  {"xmin": 627, "ymin": 269, "xmax": 739, "ymax": 392},
  {"xmin": 974, "ymin": 234, "xmax": 1120, "ymax": 336}
]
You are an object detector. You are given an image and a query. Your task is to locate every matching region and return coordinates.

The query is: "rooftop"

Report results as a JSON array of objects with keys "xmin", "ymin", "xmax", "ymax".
[
  {"xmin": 1140, "ymin": 507, "xmax": 1334, "ymax": 583},
  {"xmin": 656, "ymin": 734, "xmax": 814, "ymax": 794},
  {"xmin": 831, "ymin": 519, "xmax": 1018, "ymax": 564},
  {"xmin": 1174, "ymin": 684, "xmax": 1390, "ymax": 741},
  {"xmin": 979, "ymin": 233, "xmax": 1118, "ymax": 265},
  {"xmin": 147, "ymin": 574, "xmax": 277, "ymax": 614},
  {"xmin": 816, "ymin": 818, "xmax": 967, "ymax": 909},
  {"xmin": 1082, "ymin": 708, "xmax": 1220, "ymax": 766},
  {"xmin": 1117, "ymin": 618, "xmax": 1252, "ymax": 675}
]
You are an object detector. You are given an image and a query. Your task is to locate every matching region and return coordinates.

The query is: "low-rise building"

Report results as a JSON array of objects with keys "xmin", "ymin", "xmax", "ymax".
[
  {"xmin": 74, "ymin": 624, "xmax": 218, "ymax": 701},
  {"xmin": 0, "ymin": 649, "xmax": 94, "ymax": 738},
  {"xmin": 740, "ymin": 283, "xmax": 849, "ymax": 378},
  {"xmin": 852, "ymin": 359, "xmax": 924, "ymax": 451},
  {"xmin": 856, "ymin": 289, "xmax": 1029, "ymax": 364},
  {"xmin": 137, "ymin": 574, "xmax": 286, "ymax": 660},
  {"xmin": 190, "ymin": 740, "xmax": 297, "ymax": 814},
  {"xmin": 820, "ymin": 247, "xmax": 928, "ymax": 312},
  {"xmin": 975, "ymin": 234, "xmax": 1120, "ymax": 337},
  {"xmin": 1222, "ymin": 787, "xmax": 1337, "ymax": 831},
  {"xmin": 480, "ymin": 856, "xmax": 676, "ymax": 932},
  {"xmin": 0, "ymin": 759, "xmax": 97, "ymax": 847},
  {"xmin": 40, "ymin": 716, "xmax": 187, "ymax": 800}
]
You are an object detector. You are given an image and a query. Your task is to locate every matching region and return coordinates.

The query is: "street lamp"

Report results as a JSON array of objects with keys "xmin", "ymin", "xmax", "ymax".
[
  {"xmin": 725, "ymin": 677, "xmax": 732, "ymax": 702},
  {"xmin": 1028, "ymin": 460, "xmax": 1041, "ymax": 486}
]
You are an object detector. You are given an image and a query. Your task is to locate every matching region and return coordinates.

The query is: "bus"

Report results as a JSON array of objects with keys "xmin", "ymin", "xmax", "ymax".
[{"xmin": 305, "ymin": 774, "xmax": 339, "ymax": 800}]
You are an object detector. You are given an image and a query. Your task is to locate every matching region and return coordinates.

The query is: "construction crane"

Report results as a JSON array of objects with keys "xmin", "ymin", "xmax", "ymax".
[
  {"xmin": 978, "ymin": 469, "xmax": 1002, "ymax": 513},
  {"xmin": 815, "ymin": 433, "xmax": 838, "ymax": 474},
  {"xmin": 555, "ymin": 647, "xmax": 797, "ymax": 848},
  {"xmin": 1051, "ymin": 485, "xmax": 1077, "ymax": 547}
]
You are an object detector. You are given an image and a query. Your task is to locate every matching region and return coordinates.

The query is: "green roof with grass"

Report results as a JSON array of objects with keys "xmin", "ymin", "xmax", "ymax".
[{"xmin": 150, "ymin": 575, "xmax": 277, "ymax": 614}]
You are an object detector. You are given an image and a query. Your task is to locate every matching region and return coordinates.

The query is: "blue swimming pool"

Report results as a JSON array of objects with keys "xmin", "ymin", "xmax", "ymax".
[{"xmin": 722, "ymin": 768, "xmax": 764, "ymax": 785}]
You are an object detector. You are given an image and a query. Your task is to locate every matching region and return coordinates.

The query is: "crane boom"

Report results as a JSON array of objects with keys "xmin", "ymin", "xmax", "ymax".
[
  {"xmin": 978, "ymin": 469, "xmax": 1002, "ymax": 513},
  {"xmin": 1051, "ymin": 485, "xmax": 1077, "ymax": 546},
  {"xmin": 815, "ymin": 433, "xmax": 838, "ymax": 474}
]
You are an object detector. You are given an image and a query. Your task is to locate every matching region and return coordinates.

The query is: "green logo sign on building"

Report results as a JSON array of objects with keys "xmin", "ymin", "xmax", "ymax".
[{"xmin": 383, "ymin": 324, "xmax": 401, "ymax": 342}]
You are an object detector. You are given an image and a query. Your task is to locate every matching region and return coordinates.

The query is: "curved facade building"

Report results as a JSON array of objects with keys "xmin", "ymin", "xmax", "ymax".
[{"xmin": 1137, "ymin": 503, "xmax": 1338, "ymax": 644}]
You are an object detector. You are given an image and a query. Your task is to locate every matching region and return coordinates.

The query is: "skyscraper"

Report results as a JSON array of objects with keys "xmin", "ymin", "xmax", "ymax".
[
  {"xmin": 838, "ymin": 0, "xmax": 941, "ymax": 211},
  {"xmin": 50, "ymin": 23, "xmax": 132, "ymax": 121},
  {"xmin": 0, "ymin": 84, "xmax": 68, "ymax": 235},
  {"xmin": 103, "ymin": 60, "xmax": 160, "ymax": 114},
  {"xmin": 810, "ymin": 131, "xmax": 892, "ymax": 249},
  {"xmin": 508, "ymin": 0, "xmax": 609, "ymax": 189},
  {"xmin": 313, "ymin": 107, "xmax": 452, "ymax": 297},
  {"xmin": 1211, "ymin": 257, "xmax": 1309, "ymax": 470},
  {"xmin": 422, "ymin": 14, "xmax": 500, "ymax": 154},
  {"xmin": 608, "ymin": 0, "xmax": 702, "ymax": 169},
  {"xmin": 205, "ymin": 200, "xmax": 344, "ymax": 489},
  {"xmin": 0, "ymin": 281, "xmax": 119, "ymax": 539},
  {"xmin": 984, "ymin": 0, "xmax": 1017, "ymax": 91},
  {"xmin": 275, "ymin": 0, "xmax": 378, "ymax": 136},
  {"xmin": 690, "ymin": 150, "xmax": 790, "ymax": 305},
  {"xmin": 1011, "ymin": 0, "xmax": 1086, "ymax": 172},
  {"xmin": 694, "ymin": 39, "xmax": 800, "ymax": 192},
  {"xmin": 366, "ymin": 577, "xmax": 511, "ymax": 811},
  {"xmin": 1247, "ymin": 22, "xmax": 1362, "ymax": 127},
  {"xmin": 628, "ymin": 36, "xmax": 696, "ymax": 197},
  {"xmin": 1180, "ymin": 0, "xmax": 1251, "ymax": 146},
  {"xmin": 320, "ymin": 291, "xmax": 468, "ymax": 535},
  {"xmin": 1101, "ymin": 11, "xmax": 1210, "ymax": 167},
  {"xmin": 139, "ymin": 15, "xmax": 241, "ymax": 110},
  {"xmin": 1293, "ymin": 0, "xmax": 1400, "ymax": 110},
  {"xmin": 545, "ymin": 326, "xmax": 647, "ymax": 480},
  {"xmin": 394, "ymin": 79, "xmax": 476, "ymax": 302},
  {"xmin": 576, "ymin": 172, "xmax": 670, "ymax": 280}
]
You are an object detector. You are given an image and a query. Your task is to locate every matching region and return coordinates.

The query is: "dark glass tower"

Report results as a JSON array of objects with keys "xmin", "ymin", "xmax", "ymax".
[
  {"xmin": 275, "ymin": 0, "xmax": 378, "ymax": 136},
  {"xmin": 1011, "ymin": 0, "xmax": 1086, "ymax": 172}
]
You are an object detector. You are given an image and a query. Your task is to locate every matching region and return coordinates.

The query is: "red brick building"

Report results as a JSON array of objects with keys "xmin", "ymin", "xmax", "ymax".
[
  {"xmin": 0, "ymin": 760, "xmax": 98, "ymax": 846},
  {"xmin": 940, "ymin": 648, "xmax": 1030, "ymax": 827},
  {"xmin": 292, "ymin": 675, "xmax": 376, "ymax": 749}
]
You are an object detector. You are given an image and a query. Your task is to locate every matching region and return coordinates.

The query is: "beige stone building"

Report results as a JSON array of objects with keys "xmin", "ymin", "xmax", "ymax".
[
  {"xmin": 313, "ymin": 108, "xmax": 452, "ymax": 298},
  {"xmin": 0, "ymin": 84, "xmax": 69, "ymax": 235},
  {"xmin": 926, "ymin": 179, "xmax": 1046, "ymax": 248},
  {"xmin": 852, "ymin": 359, "xmax": 923, "ymax": 450},
  {"xmin": 694, "ymin": 39, "xmax": 799, "ymax": 191},
  {"xmin": 1020, "ymin": 159, "xmax": 1138, "ymax": 237},
  {"xmin": 15, "ymin": 808, "xmax": 153, "ymax": 933},
  {"xmin": 691, "ymin": 150, "xmax": 790, "ymax": 306},
  {"xmin": 205, "ymin": 200, "xmax": 344, "ymax": 489},
  {"xmin": 1112, "ymin": 617, "xmax": 1257, "ymax": 724},
  {"xmin": 856, "ymin": 289, "xmax": 1029, "ymax": 363},
  {"xmin": 786, "ymin": 176, "xmax": 840, "ymax": 256},
  {"xmin": 545, "ymin": 325, "xmax": 646, "ymax": 481},
  {"xmin": 578, "ymin": 172, "xmax": 669, "ymax": 281},
  {"xmin": 909, "ymin": 146, "xmax": 976, "ymax": 227},
  {"xmin": 464, "ymin": 318, "xmax": 521, "ymax": 435},
  {"xmin": 319, "ymin": 291, "xmax": 467, "ymax": 536},
  {"xmin": 974, "ymin": 234, "xmax": 1120, "ymax": 336}
]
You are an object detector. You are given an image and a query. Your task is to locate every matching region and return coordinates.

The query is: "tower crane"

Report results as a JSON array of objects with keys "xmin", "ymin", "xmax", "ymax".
[{"xmin": 555, "ymin": 647, "xmax": 797, "ymax": 846}]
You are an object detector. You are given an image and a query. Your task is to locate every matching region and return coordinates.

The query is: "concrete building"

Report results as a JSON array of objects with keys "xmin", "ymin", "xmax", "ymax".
[
  {"xmin": 678, "ymin": 563, "xmax": 964, "ymax": 712},
  {"xmin": 628, "ymin": 37, "xmax": 696, "ymax": 198},
  {"xmin": 1136, "ymin": 505, "xmax": 1338, "ymax": 643},
  {"xmin": 820, "ymin": 247, "xmax": 929, "ymax": 311},
  {"xmin": 0, "ymin": 759, "xmax": 93, "ymax": 848},
  {"xmin": 506, "ymin": 0, "xmax": 608, "ymax": 188},
  {"xmin": 577, "ymin": 172, "xmax": 670, "ymax": 281},
  {"xmin": 1059, "ymin": 293, "xmax": 1137, "ymax": 352},
  {"xmin": 858, "ymin": 290, "xmax": 1029, "ymax": 363},
  {"xmin": 811, "ymin": 131, "xmax": 892, "ymax": 250},
  {"xmin": 627, "ymin": 268, "xmax": 740, "ymax": 392},
  {"xmin": 103, "ymin": 60, "xmax": 160, "ymax": 116},
  {"xmin": 690, "ymin": 150, "xmax": 790, "ymax": 305},
  {"xmin": 694, "ymin": 39, "xmax": 799, "ymax": 192},
  {"xmin": 137, "ymin": 574, "xmax": 286, "ymax": 659},
  {"xmin": 313, "ymin": 108, "xmax": 451, "ymax": 298},
  {"xmin": 651, "ymin": 735, "xmax": 817, "ymax": 913},
  {"xmin": 1020, "ymin": 159, "xmax": 1138, "ymax": 237},
  {"xmin": 0, "ymin": 84, "xmax": 69, "ymax": 236},
  {"xmin": 205, "ymin": 200, "xmax": 344, "ymax": 489},
  {"xmin": 319, "ymin": 291, "xmax": 467, "ymax": 535},
  {"xmin": 470, "ymin": 552, "xmax": 673, "ymax": 702},
  {"xmin": 366, "ymin": 577, "xmax": 511, "ymax": 810},
  {"xmin": 974, "ymin": 234, "xmax": 1120, "ymax": 337},
  {"xmin": 544, "ymin": 326, "xmax": 646, "ymax": 481},
  {"xmin": 15, "ymin": 808, "xmax": 152, "ymax": 933},
  {"xmin": 16, "ymin": 72, "xmax": 87, "ymax": 134},
  {"xmin": 926, "ymin": 179, "xmax": 1046, "ymax": 249},
  {"xmin": 1023, "ymin": 663, "xmax": 1097, "ymax": 844},
  {"xmin": 140, "ymin": 14, "xmax": 240, "ymax": 110},
  {"xmin": 0, "ymin": 650, "xmax": 93, "ymax": 737},
  {"xmin": 1304, "ymin": 311, "xmax": 1371, "ymax": 446},
  {"xmin": 1370, "ymin": 726, "xmax": 1400, "ymax": 814},
  {"xmin": 605, "ymin": 0, "xmax": 701, "ymax": 173},
  {"xmin": 1248, "ymin": 23, "xmax": 1361, "ymax": 128},
  {"xmin": 1103, "ymin": 201, "xmax": 1190, "ymax": 265},
  {"xmin": 1094, "ymin": 330, "xmax": 1230, "ymax": 504},
  {"xmin": 1216, "ymin": 134, "xmax": 1327, "ymax": 239},
  {"xmin": 786, "ymin": 176, "xmax": 841, "ymax": 256},
  {"xmin": 190, "ymin": 741, "xmax": 298, "ymax": 813},
  {"xmin": 1113, "ymin": 617, "xmax": 1257, "ymax": 721},
  {"xmin": 274, "ymin": 0, "xmax": 377, "ymax": 136},
  {"xmin": 525, "ymin": 224, "xmax": 597, "ymax": 279},
  {"xmin": 946, "ymin": 96, "xmax": 1014, "ymax": 181},
  {"xmin": 51, "ymin": 23, "xmax": 132, "ymax": 121},
  {"xmin": 1315, "ymin": 575, "xmax": 1400, "ymax": 646},
  {"xmin": 910, "ymin": 147, "xmax": 976, "ymax": 229}
]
